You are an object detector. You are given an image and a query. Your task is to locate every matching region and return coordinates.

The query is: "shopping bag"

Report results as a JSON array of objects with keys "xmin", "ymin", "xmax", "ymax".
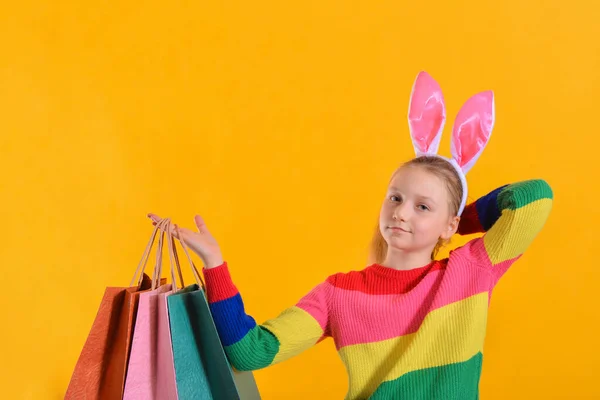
[
  {"xmin": 124, "ymin": 218, "xmax": 182, "ymax": 400},
  {"xmin": 169, "ymin": 227, "xmax": 261, "ymax": 400},
  {"xmin": 65, "ymin": 221, "xmax": 165, "ymax": 399},
  {"xmin": 155, "ymin": 289, "xmax": 179, "ymax": 399},
  {"xmin": 169, "ymin": 285, "xmax": 260, "ymax": 400},
  {"xmin": 168, "ymin": 285, "xmax": 215, "ymax": 400},
  {"xmin": 123, "ymin": 284, "xmax": 173, "ymax": 399}
]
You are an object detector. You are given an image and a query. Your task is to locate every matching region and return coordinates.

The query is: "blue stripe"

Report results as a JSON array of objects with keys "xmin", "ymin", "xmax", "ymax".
[
  {"xmin": 475, "ymin": 185, "xmax": 507, "ymax": 231},
  {"xmin": 209, "ymin": 293, "xmax": 257, "ymax": 346}
]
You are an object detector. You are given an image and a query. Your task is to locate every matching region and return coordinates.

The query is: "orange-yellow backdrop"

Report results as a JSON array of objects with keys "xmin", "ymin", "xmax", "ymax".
[{"xmin": 1, "ymin": 0, "xmax": 598, "ymax": 398}]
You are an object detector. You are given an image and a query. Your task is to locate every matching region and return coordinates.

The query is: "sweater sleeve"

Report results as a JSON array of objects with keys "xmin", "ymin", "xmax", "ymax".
[
  {"xmin": 203, "ymin": 262, "xmax": 333, "ymax": 371},
  {"xmin": 456, "ymin": 179, "xmax": 553, "ymax": 277}
]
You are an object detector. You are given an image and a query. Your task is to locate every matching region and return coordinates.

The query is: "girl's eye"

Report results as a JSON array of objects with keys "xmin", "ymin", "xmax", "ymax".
[
  {"xmin": 390, "ymin": 195, "xmax": 402, "ymax": 202},
  {"xmin": 417, "ymin": 204, "xmax": 430, "ymax": 211}
]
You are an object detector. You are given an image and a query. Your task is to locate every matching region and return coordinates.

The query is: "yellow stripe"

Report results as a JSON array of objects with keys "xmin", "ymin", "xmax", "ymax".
[
  {"xmin": 262, "ymin": 306, "xmax": 324, "ymax": 364},
  {"xmin": 338, "ymin": 293, "xmax": 488, "ymax": 399},
  {"xmin": 484, "ymin": 198, "xmax": 553, "ymax": 265}
]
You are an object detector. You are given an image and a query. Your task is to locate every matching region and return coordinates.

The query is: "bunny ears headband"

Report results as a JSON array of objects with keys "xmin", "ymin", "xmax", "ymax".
[{"xmin": 407, "ymin": 71, "xmax": 495, "ymax": 216}]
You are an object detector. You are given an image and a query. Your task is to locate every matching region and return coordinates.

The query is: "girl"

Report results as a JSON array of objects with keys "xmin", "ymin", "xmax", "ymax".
[{"xmin": 149, "ymin": 72, "xmax": 553, "ymax": 399}]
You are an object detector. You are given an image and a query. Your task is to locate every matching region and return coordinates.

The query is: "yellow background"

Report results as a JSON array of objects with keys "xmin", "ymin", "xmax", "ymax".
[{"xmin": 1, "ymin": 0, "xmax": 598, "ymax": 398}]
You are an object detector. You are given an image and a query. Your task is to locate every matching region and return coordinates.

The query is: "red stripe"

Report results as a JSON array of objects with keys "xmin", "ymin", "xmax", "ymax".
[
  {"xmin": 203, "ymin": 262, "xmax": 240, "ymax": 303},
  {"xmin": 457, "ymin": 202, "xmax": 485, "ymax": 235},
  {"xmin": 328, "ymin": 260, "xmax": 447, "ymax": 295}
]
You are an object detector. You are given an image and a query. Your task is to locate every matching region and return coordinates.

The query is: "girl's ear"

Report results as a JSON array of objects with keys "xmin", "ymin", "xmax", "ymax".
[{"xmin": 440, "ymin": 216, "xmax": 460, "ymax": 240}]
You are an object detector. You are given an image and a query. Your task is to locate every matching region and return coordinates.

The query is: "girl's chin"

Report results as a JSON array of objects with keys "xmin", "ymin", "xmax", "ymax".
[{"xmin": 385, "ymin": 238, "xmax": 412, "ymax": 250}]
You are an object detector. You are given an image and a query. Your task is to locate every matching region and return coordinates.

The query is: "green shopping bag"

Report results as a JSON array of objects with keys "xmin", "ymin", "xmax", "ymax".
[{"xmin": 166, "ymin": 225, "xmax": 261, "ymax": 399}]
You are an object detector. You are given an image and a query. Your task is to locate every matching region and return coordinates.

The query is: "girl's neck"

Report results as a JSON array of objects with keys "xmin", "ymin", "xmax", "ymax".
[{"xmin": 381, "ymin": 249, "xmax": 433, "ymax": 271}]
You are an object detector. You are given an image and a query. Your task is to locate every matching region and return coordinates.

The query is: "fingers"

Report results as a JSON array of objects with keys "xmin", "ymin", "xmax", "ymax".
[
  {"xmin": 176, "ymin": 226, "xmax": 195, "ymax": 239},
  {"xmin": 147, "ymin": 213, "xmax": 161, "ymax": 221},
  {"xmin": 147, "ymin": 214, "xmax": 173, "ymax": 234},
  {"xmin": 160, "ymin": 219, "xmax": 181, "ymax": 240},
  {"xmin": 194, "ymin": 215, "xmax": 206, "ymax": 232},
  {"xmin": 172, "ymin": 224, "xmax": 181, "ymax": 240},
  {"xmin": 147, "ymin": 214, "xmax": 202, "ymax": 239},
  {"xmin": 148, "ymin": 213, "xmax": 162, "ymax": 226}
]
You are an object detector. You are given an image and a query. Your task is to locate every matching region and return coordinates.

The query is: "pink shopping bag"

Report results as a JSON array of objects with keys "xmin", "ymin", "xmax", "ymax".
[
  {"xmin": 123, "ymin": 218, "xmax": 182, "ymax": 400},
  {"xmin": 156, "ymin": 289, "xmax": 179, "ymax": 399}
]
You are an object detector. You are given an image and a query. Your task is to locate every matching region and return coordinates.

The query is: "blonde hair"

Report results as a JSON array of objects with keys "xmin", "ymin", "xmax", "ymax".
[{"xmin": 369, "ymin": 156, "xmax": 463, "ymax": 264}]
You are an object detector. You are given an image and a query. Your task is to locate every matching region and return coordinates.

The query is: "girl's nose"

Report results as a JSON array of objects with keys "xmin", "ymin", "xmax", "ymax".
[{"xmin": 393, "ymin": 203, "xmax": 409, "ymax": 221}]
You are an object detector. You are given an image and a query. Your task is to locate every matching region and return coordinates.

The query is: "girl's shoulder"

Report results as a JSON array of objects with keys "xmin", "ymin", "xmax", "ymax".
[
  {"xmin": 447, "ymin": 237, "xmax": 494, "ymax": 270},
  {"xmin": 320, "ymin": 264, "xmax": 381, "ymax": 292},
  {"xmin": 325, "ymin": 261, "xmax": 447, "ymax": 294}
]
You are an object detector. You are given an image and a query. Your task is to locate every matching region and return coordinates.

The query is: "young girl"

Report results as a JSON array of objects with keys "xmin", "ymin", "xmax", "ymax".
[{"xmin": 149, "ymin": 72, "xmax": 553, "ymax": 399}]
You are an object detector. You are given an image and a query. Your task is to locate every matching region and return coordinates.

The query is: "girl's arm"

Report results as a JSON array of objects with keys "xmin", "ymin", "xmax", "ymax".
[
  {"xmin": 456, "ymin": 179, "xmax": 553, "ymax": 276},
  {"xmin": 204, "ymin": 262, "xmax": 333, "ymax": 371}
]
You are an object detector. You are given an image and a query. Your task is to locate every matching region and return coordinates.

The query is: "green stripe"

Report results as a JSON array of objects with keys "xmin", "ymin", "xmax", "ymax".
[
  {"xmin": 369, "ymin": 352, "xmax": 483, "ymax": 400},
  {"xmin": 224, "ymin": 325, "xmax": 280, "ymax": 371},
  {"xmin": 499, "ymin": 179, "xmax": 553, "ymax": 210}
]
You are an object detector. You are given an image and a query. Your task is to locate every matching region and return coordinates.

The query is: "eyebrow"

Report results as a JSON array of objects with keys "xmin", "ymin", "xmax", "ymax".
[
  {"xmin": 388, "ymin": 188, "xmax": 437, "ymax": 204},
  {"xmin": 416, "ymin": 195, "xmax": 437, "ymax": 204}
]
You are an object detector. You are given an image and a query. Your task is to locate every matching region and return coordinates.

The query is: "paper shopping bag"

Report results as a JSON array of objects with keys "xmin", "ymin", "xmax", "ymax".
[
  {"xmin": 123, "ymin": 283, "xmax": 173, "ymax": 399},
  {"xmin": 168, "ymin": 284, "xmax": 213, "ymax": 399},
  {"xmin": 155, "ymin": 289, "xmax": 179, "ymax": 400},
  {"xmin": 65, "ymin": 274, "xmax": 153, "ymax": 399},
  {"xmin": 169, "ymin": 284, "xmax": 261, "ymax": 400},
  {"xmin": 66, "ymin": 220, "xmax": 168, "ymax": 399},
  {"xmin": 123, "ymin": 217, "xmax": 183, "ymax": 400}
]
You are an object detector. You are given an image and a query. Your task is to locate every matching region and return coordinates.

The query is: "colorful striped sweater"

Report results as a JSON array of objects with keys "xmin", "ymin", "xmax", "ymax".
[{"xmin": 204, "ymin": 180, "xmax": 553, "ymax": 399}]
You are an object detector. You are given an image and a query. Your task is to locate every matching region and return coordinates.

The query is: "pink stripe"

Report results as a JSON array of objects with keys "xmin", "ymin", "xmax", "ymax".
[
  {"xmin": 333, "ymin": 258, "xmax": 494, "ymax": 349},
  {"xmin": 295, "ymin": 281, "xmax": 334, "ymax": 336},
  {"xmin": 461, "ymin": 238, "xmax": 520, "ymax": 288},
  {"xmin": 491, "ymin": 255, "xmax": 520, "ymax": 286}
]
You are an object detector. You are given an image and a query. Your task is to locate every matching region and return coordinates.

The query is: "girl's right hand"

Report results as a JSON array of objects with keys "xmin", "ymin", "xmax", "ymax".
[{"xmin": 147, "ymin": 213, "xmax": 224, "ymax": 269}]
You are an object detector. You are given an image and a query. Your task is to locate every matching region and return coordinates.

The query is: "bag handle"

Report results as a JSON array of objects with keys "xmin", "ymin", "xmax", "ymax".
[
  {"xmin": 162, "ymin": 221, "xmax": 205, "ymax": 291},
  {"xmin": 168, "ymin": 222, "xmax": 186, "ymax": 291},
  {"xmin": 162, "ymin": 220, "xmax": 185, "ymax": 292},
  {"xmin": 133, "ymin": 217, "xmax": 206, "ymax": 291},
  {"xmin": 153, "ymin": 218, "xmax": 190, "ymax": 291},
  {"xmin": 129, "ymin": 218, "xmax": 170, "ymax": 287},
  {"xmin": 174, "ymin": 224, "xmax": 206, "ymax": 291},
  {"xmin": 152, "ymin": 218, "xmax": 171, "ymax": 290}
]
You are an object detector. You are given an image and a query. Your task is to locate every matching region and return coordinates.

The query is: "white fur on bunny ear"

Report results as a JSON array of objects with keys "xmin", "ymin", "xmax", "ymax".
[
  {"xmin": 450, "ymin": 91, "xmax": 495, "ymax": 174},
  {"xmin": 408, "ymin": 71, "xmax": 446, "ymax": 156}
]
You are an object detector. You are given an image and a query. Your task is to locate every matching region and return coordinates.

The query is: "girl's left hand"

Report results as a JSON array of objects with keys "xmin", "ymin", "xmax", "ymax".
[{"xmin": 147, "ymin": 213, "xmax": 224, "ymax": 269}]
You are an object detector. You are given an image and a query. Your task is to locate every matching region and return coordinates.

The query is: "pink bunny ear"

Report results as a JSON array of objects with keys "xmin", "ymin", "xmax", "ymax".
[
  {"xmin": 408, "ymin": 71, "xmax": 446, "ymax": 156},
  {"xmin": 450, "ymin": 91, "xmax": 495, "ymax": 174}
]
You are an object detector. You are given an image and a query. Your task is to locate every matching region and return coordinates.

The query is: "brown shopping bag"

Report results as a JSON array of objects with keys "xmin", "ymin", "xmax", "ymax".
[{"xmin": 65, "ymin": 222, "xmax": 166, "ymax": 399}]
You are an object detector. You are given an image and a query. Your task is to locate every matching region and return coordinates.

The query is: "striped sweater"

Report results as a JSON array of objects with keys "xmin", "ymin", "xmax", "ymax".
[{"xmin": 204, "ymin": 180, "xmax": 553, "ymax": 399}]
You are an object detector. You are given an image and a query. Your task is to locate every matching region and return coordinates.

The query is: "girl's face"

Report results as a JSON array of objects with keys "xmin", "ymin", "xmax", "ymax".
[{"xmin": 379, "ymin": 166, "xmax": 459, "ymax": 257}]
